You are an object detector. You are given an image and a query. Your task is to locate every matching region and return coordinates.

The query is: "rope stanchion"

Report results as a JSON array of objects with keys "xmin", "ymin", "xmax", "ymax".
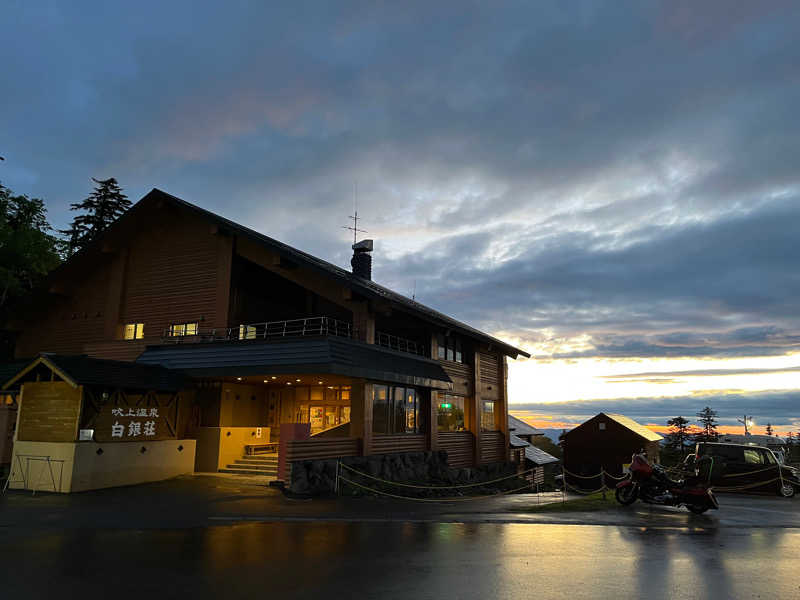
[
  {"xmin": 338, "ymin": 476, "xmax": 536, "ymax": 502},
  {"xmin": 339, "ymin": 462, "xmax": 536, "ymax": 490}
]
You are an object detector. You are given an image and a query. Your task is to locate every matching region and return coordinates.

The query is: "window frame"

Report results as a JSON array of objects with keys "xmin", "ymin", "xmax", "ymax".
[
  {"xmin": 169, "ymin": 322, "xmax": 199, "ymax": 337},
  {"xmin": 123, "ymin": 323, "xmax": 145, "ymax": 340},
  {"xmin": 372, "ymin": 384, "xmax": 419, "ymax": 435}
]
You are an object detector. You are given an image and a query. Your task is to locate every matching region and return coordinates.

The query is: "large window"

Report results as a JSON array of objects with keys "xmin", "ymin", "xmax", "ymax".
[
  {"xmin": 437, "ymin": 334, "xmax": 464, "ymax": 363},
  {"xmin": 481, "ymin": 400, "xmax": 496, "ymax": 431},
  {"xmin": 123, "ymin": 323, "xmax": 144, "ymax": 340},
  {"xmin": 169, "ymin": 322, "xmax": 198, "ymax": 336},
  {"xmin": 437, "ymin": 393, "xmax": 465, "ymax": 432},
  {"xmin": 372, "ymin": 384, "xmax": 418, "ymax": 434}
]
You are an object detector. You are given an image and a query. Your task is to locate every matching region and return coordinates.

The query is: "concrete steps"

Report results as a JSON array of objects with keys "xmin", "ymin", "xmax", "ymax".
[{"xmin": 219, "ymin": 453, "xmax": 278, "ymax": 478}]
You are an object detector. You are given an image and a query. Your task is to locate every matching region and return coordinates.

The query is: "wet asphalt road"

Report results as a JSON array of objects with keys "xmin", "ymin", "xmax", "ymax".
[{"xmin": 1, "ymin": 476, "xmax": 798, "ymax": 599}]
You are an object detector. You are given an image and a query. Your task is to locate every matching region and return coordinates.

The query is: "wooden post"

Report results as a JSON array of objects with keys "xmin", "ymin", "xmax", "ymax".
[
  {"xmin": 428, "ymin": 390, "xmax": 439, "ymax": 452},
  {"xmin": 471, "ymin": 351, "xmax": 482, "ymax": 466},
  {"xmin": 349, "ymin": 380, "xmax": 373, "ymax": 456}
]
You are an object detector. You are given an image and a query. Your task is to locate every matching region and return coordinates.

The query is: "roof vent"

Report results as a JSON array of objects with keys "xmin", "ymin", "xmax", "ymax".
[{"xmin": 351, "ymin": 239, "xmax": 373, "ymax": 280}]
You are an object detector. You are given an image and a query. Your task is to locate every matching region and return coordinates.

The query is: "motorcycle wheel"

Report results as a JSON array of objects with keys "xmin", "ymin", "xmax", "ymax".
[
  {"xmin": 615, "ymin": 485, "xmax": 638, "ymax": 505},
  {"xmin": 778, "ymin": 482, "xmax": 796, "ymax": 498},
  {"xmin": 687, "ymin": 504, "xmax": 709, "ymax": 514}
]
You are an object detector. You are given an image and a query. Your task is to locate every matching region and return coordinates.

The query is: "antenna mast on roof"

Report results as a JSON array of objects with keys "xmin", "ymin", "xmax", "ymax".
[{"xmin": 342, "ymin": 182, "xmax": 367, "ymax": 245}]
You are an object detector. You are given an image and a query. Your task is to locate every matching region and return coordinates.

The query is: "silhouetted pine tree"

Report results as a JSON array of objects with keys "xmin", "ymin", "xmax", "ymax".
[
  {"xmin": 61, "ymin": 177, "xmax": 130, "ymax": 256},
  {"xmin": 766, "ymin": 423, "xmax": 773, "ymax": 436},
  {"xmin": 665, "ymin": 416, "xmax": 691, "ymax": 460},
  {"xmin": 695, "ymin": 407, "xmax": 719, "ymax": 442}
]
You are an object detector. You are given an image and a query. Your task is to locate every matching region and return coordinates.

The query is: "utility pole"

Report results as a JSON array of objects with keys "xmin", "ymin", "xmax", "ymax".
[{"xmin": 737, "ymin": 415, "xmax": 754, "ymax": 436}]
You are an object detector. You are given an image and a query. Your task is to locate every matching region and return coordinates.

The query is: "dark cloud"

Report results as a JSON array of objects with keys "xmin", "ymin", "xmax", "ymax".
[
  {"xmin": 2, "ymin": 1, "xmax": 800, "ymax": 366},
  {"xmin": 513, "ymin": 389, "xmax": 800, "ymax": 430},
  {"xmin": 603, "ymin": 365, "xmax": 800, "ymax": 380}
]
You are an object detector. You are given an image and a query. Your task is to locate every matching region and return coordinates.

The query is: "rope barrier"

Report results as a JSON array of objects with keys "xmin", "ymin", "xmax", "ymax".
[
  {"xmin": 339, "ymin": 462, "xmax": 536, "ymax": 489},
  {"xmin": 338, "ymin": 476, "xmax": 536, "ymax": 502}
]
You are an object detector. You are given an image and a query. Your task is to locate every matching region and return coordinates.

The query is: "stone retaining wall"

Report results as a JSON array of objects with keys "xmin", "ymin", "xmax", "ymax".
[{"xmin": 289, "ymin": 450, "xmax": 523, "ymax": 497}]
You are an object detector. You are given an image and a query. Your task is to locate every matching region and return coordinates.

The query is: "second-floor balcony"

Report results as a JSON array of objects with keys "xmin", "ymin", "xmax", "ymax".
[
  {"xmin": 158, "ymin": 315, "xmax": 428, "ymax": 358},
  {"xmin": 160, "ymin": 316, "xmax": 354, "ymax": 344}
]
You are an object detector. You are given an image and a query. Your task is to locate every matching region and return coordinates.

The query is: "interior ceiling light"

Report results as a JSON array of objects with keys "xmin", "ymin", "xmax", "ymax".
[
  {"xmin": 296, "ymin": 378, "xmax": 301, "ymax": 382},
  {"xmin": 236, "ymin": 377, "xmax": 242, "ymax": 381},
  {"xmin": 271, "ymin": 376, "xmax": 277, "ymax": 380}
]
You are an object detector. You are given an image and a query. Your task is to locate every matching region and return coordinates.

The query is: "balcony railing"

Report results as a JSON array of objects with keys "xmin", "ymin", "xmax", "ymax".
[
  {"xmin": 160, "ymin": 316, "xmax": 354, "ymax": 344},
  {"xmin": 375, "ymin": 331, "xmax": 427, "ymax": 356}
]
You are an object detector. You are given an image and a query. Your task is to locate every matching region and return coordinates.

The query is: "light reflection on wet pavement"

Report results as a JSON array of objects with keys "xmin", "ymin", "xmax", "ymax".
[{"xmin": 3, "ymin": 521, "xmax": 799, "ymax": 599}]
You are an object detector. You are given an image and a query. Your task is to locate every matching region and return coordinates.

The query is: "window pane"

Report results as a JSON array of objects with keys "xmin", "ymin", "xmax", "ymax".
[
  {"xmin": 446, "ymin": 341, "xmax": 454, "ymax": 362},
  {"xmin": 406, "ymin": 389, "xmax": 417, "ymax": 433},
  {"xmin": 341, "ymin": 406, "xmax": 351, "ymax": 423},
  {"xmin": 455, "ymin": 339, "xmax": 462, "ymax": 363},
  {"xmin": 437, "ymin": 394, "xmax": 465, "ymax": 432},
  {"xmin": 481, "ymin": 400, "xmax": 495, "ymax": 431},
  {"xmin": 124, "ymin": 324, "xmax": 136, "ymax": 340},
  {"xmin": 372, "ymin": 385, "xmax": 389, "ymax": 434},
  {"xmin": 743, "ymin": 449, "xmax": 763, "ymax": 464},
  {"xmin": 393, "ymin": 387, "xmax": 406, "ymax": 434},
  {"xmin": 186, "ymin": 323, "xmax": 198, "ymax": 336},
  {"xmin": 437, "ymin": 335, "xmax": 446, "ymax": 360}
]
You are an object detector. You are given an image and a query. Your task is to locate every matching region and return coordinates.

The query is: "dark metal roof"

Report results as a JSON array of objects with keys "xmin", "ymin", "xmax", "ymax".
[
  {"xmin": 2, "ymin": 354, "xmax": 185, "ymax": 392},
  {"xmin": 508, "ymin": 414, "xmax": 544, "ymax": 437},
  {"xmin": 0, "ymin": 359, "xmax": 30, "ymax": 390},
  {"xmin": 145, "ymin": 189, "xmax": 529, "ymax": 359},
  {"xmin": 137, "ymin": 336, "xmax": 453, "ymax": 389}
]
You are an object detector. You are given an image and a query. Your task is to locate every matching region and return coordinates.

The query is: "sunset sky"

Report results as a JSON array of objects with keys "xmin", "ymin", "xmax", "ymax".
[{"xmin": 2, "ymin": 2, "xmax": 799, "ymax": 435}]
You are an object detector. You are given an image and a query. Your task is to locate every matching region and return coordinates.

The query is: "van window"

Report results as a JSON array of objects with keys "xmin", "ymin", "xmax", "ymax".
[
  {"xmin": 762, "ymin": 449, "xmax": 777, "ymax": 465},
  {"xmin": 743, "ymin": 449, "xmax": 763, "ymax": 464},
  {"xmin": 700, "ymin": 444, "xmax": 743, "ymax": 462}
]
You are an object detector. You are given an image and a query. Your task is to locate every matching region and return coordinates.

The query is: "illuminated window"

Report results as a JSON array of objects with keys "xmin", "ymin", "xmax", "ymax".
[
  {"xmin": 169, "ymin": 322, "xmax": 199, "ymax": 336},
  {"xmin": 238, "ymin": 324, "xmax": 257, "ymax": 340},
  {"xmin": 123, "ymin": 323, "xmax": 144, "ymax": 340},
  {"xmin": 437, "ymin": 393, "xmax": 465, "ymax": 432}
]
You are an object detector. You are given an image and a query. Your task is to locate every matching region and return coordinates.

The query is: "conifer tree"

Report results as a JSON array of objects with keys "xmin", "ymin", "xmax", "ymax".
[
  {"xmin": 665, "ymin": 416, "xmax": 691, "ymax": 460},
  {"xmin": 766, "ymin": 423, "xmax": 773, "ymax": 436},
  {"xmin": 695, "ymin": 406, "xmax": 719, "ymax": 442},
  {"xmin": 61, "ymin": 177, "xmax": 130, "ymax": 256}
]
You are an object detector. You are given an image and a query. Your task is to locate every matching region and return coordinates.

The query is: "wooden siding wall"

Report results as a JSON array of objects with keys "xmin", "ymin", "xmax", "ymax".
[
  {"xmin": 15, "ymin": 208, "xmax": 231, "ymax": 361},
  {"xmin": 478, "ymin": 351, "xmax": 500, "ymax": 402},
  {"xmin": 438, "ymin": 431, "xmax": 474, "ymax": 467},
  {"xmin": 15, "ymin": 262, "xmax": 112, "ymax": 358},
  {"xmin": 119, "ymin": 217, "xmax": 227, "ymax": 342},
  {"xmin": 439, "ymin": 361, "xmax": 472, "ymax": 397},
  {"xmin": 285, "ymin": 437, "xmax": 360, "ymax": 462},
  {"xmin": 17, "ymin": 382, "xmax": 82, "ymax": 442},
  {"xmin": 372, "ymin": 434, "xmax": 426, "ymax": 454},
  {"xmin": 479, "ymin": 430, "xmax": 506, "ymax": 464}
]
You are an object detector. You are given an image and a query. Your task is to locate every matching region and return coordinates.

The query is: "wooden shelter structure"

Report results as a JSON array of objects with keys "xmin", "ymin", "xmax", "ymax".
[{"xmin": 561, "ymin": 412, "xmax": 662, "ymax": 484}]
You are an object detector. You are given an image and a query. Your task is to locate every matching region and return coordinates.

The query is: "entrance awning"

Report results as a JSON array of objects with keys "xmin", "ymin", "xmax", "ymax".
[{"xmin": 137, "ymin": 337, "xmax": 454, "ymax": 390}]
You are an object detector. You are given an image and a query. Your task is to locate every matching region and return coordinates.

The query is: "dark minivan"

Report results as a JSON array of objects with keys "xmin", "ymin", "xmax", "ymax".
[{"xmin": 691, "ymin": 442, "xmax": 799, "ymax": 497}]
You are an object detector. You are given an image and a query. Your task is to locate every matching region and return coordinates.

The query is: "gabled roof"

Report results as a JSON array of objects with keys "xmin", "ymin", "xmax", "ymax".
[
  {"xmin": 604, "ymin": 413, "xmax": 663, "ymax": 442},
  {"xmin": 49, "ymin": 188, "xmax": 528, "ymax": 359},
  {"xmin": 2, "ymin": 354, "xmax": 184, "ymax": 392},
  {"xmin": 563, "ymin": 412, "xmax": 662, "ymax": 442},
  {"xmin": 508, "ymin": 414, "xmax": 544, "ymax": 436}
]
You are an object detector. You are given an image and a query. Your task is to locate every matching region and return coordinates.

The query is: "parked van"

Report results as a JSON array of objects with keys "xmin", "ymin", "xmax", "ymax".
[{"xmin": 694, "ymin": 442, "xmax": 799, "ymax": 498}]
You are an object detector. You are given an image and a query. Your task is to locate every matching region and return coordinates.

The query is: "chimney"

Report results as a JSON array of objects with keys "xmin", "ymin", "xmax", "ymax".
[{"xmin": 351, "ymin": 239, "xmax": 373, "ymax": 280}]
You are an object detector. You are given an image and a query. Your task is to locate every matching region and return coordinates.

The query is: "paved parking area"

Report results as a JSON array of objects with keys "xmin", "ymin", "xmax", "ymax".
[{"xmin": 1, "ymin": 474, "xmax": 796, "ymax": 529}]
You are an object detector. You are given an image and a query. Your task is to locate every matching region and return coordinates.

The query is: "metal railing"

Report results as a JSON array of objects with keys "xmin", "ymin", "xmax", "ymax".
[
  {"xmin": 375, "ymin": 331, "xmax": 426, "ymax": 356},
  {"xmin": 160, "ymin": 316, "xmax": 354, "ymax": 344}
]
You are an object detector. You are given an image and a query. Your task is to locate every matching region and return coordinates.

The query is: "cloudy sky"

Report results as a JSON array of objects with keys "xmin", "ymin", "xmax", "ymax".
[{"xmin": 3, "ymin": 1, "xmax": 799, "ymax": 434}]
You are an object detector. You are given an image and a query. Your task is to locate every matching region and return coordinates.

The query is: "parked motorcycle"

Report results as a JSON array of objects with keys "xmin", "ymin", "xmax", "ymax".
[{"xmin": 615, "ymin": 452, "xmax": 719, "ymax": 514}]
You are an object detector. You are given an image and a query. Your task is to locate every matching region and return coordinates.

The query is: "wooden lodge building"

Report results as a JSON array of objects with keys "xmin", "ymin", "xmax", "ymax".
[{"xmin": 1, "ymin": 189, "xmax": 529, "ymax": 492}]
